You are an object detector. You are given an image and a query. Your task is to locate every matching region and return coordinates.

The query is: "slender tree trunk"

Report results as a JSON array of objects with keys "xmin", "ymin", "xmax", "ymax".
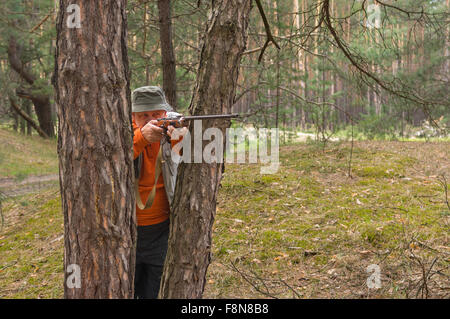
[
  {"xmin": 24, "ymin": 100, "xmax": 32, "ymax": 135},
  {"xmin": 159, "ymin": 0, "xmax": 252, "ymax": 298},
  {"xmin": 445, "ymin": 0, "xmax": 450, "ymax": 79},
  {"xmin": 10, "ymin": 103, "xmax": 18, "ymax": 132},
  {"xmin": 274, "ymin": 1, "xmax": 280, "ymax": 131},
  {"xmin": 142, "ymin": 2, "xmax": 150, "ymax": 86},
  {"xmin": 158, "ymin": 0, "xmax": 177, "ymax": 109},
  {"xmin": 293, "ymin": 0, "xmax": 305, "ymax": 130},
  {"xmin": 20, "ymin": 103, "xmax": 26, "ymax": 134},
  {"xmin": 53, "ymin": 0, "xmax": 136, "ymax": 299}
]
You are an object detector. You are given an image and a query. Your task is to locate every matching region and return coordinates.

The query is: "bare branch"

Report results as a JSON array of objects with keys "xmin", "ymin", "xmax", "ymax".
[
  {"xmin": 9, "ymin": 96, "xmax": 48, "ymax": 138},
  {"xmin": 254, "ymin": 0, "xmax": 281, "ymax": 63}
]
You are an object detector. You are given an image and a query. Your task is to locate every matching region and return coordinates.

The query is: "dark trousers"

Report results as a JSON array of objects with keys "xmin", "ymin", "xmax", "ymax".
[{"xmin": 134, "ymin": 218, "xmax": 170, "ymax": 299}]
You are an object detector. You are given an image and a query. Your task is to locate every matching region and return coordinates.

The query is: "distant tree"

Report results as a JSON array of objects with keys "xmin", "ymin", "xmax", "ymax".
[
  {"xmin": 158, "ymin": 0, "xmax": 177, "ymax": 109},
  {"xmin": 0, "ymin": 0, "xmax": 56, "ymax": 137},
  {"xmin": 7, "ymin": 35, "xmax": 54, "ymax": 137}
]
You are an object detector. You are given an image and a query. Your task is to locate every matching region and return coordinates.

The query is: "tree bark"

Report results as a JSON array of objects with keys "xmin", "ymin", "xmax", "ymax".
[
  {"xmin": 158, "ymin": 0, "xmax": 177, "ymax": 109},
  {"xmin": 53, "ymin": 0, "xmax": 136, "ymax": 298},
  {"xmin": 159, "ymin": 0, "xmax": 252, "ymax": 299}
]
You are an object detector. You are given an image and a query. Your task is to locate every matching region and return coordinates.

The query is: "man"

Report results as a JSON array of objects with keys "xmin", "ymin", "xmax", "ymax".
[{"xmin": 131, "ymin": 86, "xmax": 186, "ymax": 299}]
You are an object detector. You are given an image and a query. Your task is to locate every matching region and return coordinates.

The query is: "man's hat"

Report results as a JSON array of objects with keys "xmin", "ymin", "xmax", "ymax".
[{"xmin": 131, "ymin": 86, "xmax": 173, "ymax": 113}]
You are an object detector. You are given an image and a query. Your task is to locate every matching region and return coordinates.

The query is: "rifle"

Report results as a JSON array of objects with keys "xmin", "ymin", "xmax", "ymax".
[{"xmin": 156, "ymin": 113, "xmax": 239, "ymax": 141}]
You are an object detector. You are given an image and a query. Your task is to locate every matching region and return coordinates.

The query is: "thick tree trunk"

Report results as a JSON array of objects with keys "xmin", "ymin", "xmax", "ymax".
[
  {"xmin": 53, "ymin": 0, "xmax": 136, "ymax": 298},
  {"xmin": 158, "ymin": 0, "xmax": 177, "ymax": 109},
  {"xmin": 159, "ymin": 0, "xmax": 252, "ymax": 299}
]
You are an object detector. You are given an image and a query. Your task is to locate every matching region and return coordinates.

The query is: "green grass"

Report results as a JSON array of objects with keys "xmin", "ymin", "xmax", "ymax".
[
  {"xmin": 0, "ymin": 137, "xmax": 449, "ymax": 298},
  {"xmin": 207, "ymin": 140, "xmax": 450, "ymax": 298},
  {"xmin": 0, "ymin": 189, "xmax": 63, "ymax": 298},
  {"xmin": 0, "ymin": 129, "xmax": 58, "ymax": 179}
]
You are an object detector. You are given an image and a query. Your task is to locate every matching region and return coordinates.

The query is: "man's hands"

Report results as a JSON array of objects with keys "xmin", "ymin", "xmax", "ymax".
[
  {"xmin": 140, "ymin": 120, "xmax": 164, "ymax": 144},
  {"xmin": 140, "ymin": 120, "xmax": 188, "ymax": 144},
  {"xmin": 167, "ymin": 125, "xmax": 188, "ymax": 140}
]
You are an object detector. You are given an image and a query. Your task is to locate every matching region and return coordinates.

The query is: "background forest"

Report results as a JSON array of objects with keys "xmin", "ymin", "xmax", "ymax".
[{"xmin": 0, "ymin": 0, "xmax": 448, "ymax": 141}]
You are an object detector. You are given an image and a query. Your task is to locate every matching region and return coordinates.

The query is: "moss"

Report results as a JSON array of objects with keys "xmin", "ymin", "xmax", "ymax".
[
  {"xmin": 260, "ymin": 175, "xmax": 281, "ymax": 184},
  {"xmin": 313, "ymin": 255, "xmax": 329, "ymax": 266},
  {"xmin": 361, "ymin": 226, "xmax": 384, "ymax": 247},
  {"xmin": 219, "ymin": 274, "xmax": 240, "ymax": 288},
  {"xmin": 354, "ymin": 166, "xmax": 395, "ymax": 178},
  {"xmin": 260, "ymin": 230, "xmax": 283, "ymax": 246},
  {"xmin": 256, "ymin": 249, "xmax": 279, "ymax": 261},
  {"xmin": 0, "ymin": 188, "xmax": 64, "ymax": 298},
  {"xmin": 2, "ymin": 140, "xmax": 449, "ymax": 298}
]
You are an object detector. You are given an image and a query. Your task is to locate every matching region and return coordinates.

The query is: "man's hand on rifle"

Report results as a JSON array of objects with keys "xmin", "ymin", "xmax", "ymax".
[
  {"xmin": 167, "ymin": 125, "xmax": 188, "ymax": 141},
  {"xmin": 140, "ymin": 120, "xmax": 165, "ymax": 144},
  {"xmin": 141, "ymin": 120, "xmax": 188, "ymax": 144}
]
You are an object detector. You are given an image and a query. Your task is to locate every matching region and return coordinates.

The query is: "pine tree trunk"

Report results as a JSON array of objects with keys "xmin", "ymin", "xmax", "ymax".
[
  {"xmin": 24, "ymin": 100, "xmax": 32, "ymax": 135},
  {"xmin": 53, "ymin": 0, "xmax": 136, "ymax": 299},
  {"xmin": 20, "ymin": 102, "xmax": 26, "ymax": 134},
  {"xmin": 10, "ymin": 104, "xmax": 18, "ymax": 132},
  {"xmin": 159, "ymin": 0, "xmax": 252, "ymax": 299},
  {"xmin": 158, "ymin": 0, "xmax": 177, "ymax": 109}
]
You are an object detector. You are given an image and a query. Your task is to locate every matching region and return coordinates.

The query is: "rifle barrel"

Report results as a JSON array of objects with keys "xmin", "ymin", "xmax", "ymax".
[
  {"xmin": 182, "ymin": 114, "xmax": 239, "ymax": 120},
  {"xmin": 157, "ymin": 114, "xmax": 239, "ymax": 121}
]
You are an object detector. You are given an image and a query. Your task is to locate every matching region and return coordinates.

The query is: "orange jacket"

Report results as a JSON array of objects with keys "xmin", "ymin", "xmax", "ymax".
[{"xmin": 133, "ymin": 121, "xmax": 181, "ymax": 226}]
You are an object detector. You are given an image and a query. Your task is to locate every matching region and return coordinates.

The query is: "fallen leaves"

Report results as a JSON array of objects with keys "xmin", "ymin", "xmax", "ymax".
[{"xmin": 274, "ymin": 252, "xmax": 289, "ymax": 261}]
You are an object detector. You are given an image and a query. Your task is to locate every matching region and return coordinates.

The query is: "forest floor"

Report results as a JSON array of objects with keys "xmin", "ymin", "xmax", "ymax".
[
  {"xmin": 0, "ymin": 128, "xmax": 449, "ymax": 298},
  {"xmin": 0, "ymin": 129, "xmax": 58, "ymax": 180}
]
